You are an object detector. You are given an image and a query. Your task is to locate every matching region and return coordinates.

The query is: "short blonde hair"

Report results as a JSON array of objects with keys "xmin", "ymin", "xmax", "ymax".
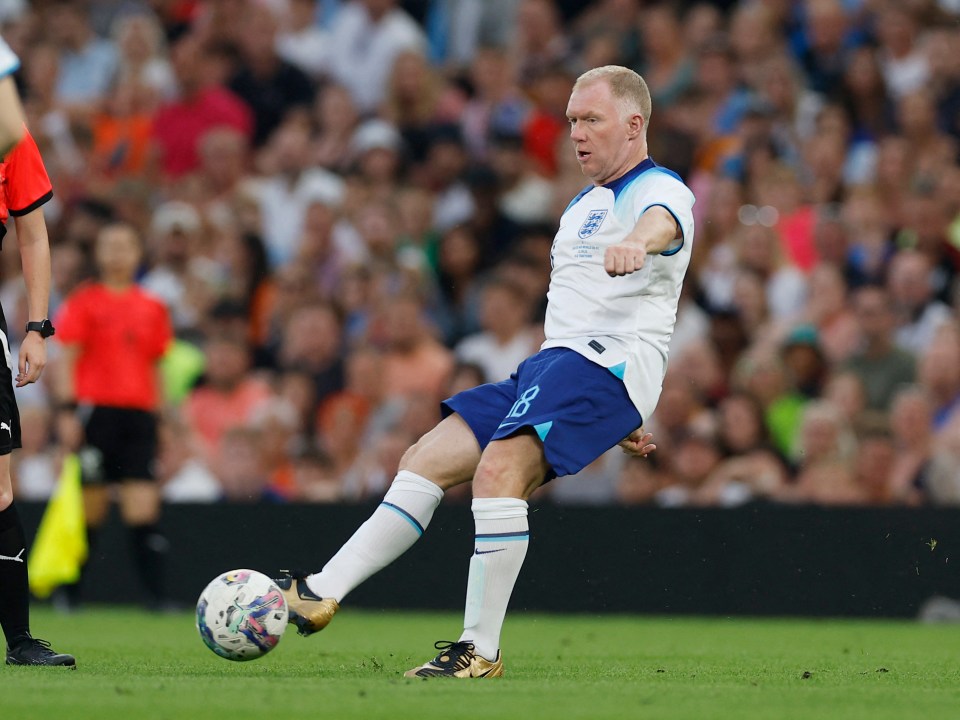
[{"xmin": 574, "ymin": 65, "xmax": 652, "ymax": 126}]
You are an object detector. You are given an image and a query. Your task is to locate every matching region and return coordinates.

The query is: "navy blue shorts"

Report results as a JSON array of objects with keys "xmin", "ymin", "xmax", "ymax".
[{"xmin": 442, "ymin": 347, "xmax": 642, "ymax": 479}]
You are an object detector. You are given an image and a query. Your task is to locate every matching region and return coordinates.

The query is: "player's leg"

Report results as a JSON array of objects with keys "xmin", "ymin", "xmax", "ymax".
[
  {"xmin": 279, "ymin": 413, "xmax": 482, "ymax": 635},
  {"xmin": 404, "ymin": 432, "xmax": 546, "ymax": 678},
  {"xmin": 406, "ymin": 349, "xmax": 643, "ymax": 678},
  {"xmin": 0, "ymin": 456, "xmax": 75, "ymax": 666}
]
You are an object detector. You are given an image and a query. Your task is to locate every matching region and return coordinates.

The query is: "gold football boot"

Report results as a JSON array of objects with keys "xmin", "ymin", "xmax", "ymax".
[
  {"xmin": 274, "ymin": 571, "xmax": 339, "ymax": 636},
  {"xmin": 404, "ymin": 641, "xmax": 503, "ymax": 678}
]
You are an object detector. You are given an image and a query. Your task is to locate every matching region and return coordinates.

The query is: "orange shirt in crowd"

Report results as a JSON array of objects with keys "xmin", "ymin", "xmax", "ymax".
[
  {"xmin": 382, "ymin": 341, "xmax": 454, "ymax": 400},
  {"xmin": 182, "ymin": 378, "xmax": 273, "ymax": 460},
  {"xmin": 92, "ymin": 112, "xmax": 154, "ymax": 178}
]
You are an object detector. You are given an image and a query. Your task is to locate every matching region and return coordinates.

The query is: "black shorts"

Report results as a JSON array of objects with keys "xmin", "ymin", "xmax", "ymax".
[
  {"xmin": 80, "ymin": 406, "xmax": 158, "ymax": 483},
  {"xmin": 0, "ymin": 305, "xmax": 22, "ymax": 456}
]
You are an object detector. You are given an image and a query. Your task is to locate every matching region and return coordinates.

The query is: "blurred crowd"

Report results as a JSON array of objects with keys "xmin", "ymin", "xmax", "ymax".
[{"xmin": 3, "ymin": 0, "xmax": 960, "ymax": 508}]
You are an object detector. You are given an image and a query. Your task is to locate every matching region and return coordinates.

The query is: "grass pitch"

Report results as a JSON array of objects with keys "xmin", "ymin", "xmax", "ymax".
[{"xmin": 5, "ymin": 608, "xmax": 959, "ymax": 720}]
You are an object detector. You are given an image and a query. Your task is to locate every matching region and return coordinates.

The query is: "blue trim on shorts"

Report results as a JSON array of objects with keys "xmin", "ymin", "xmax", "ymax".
[{"xmin": 381, "ymin": 502, "xmax": 424, "ymax": 536}]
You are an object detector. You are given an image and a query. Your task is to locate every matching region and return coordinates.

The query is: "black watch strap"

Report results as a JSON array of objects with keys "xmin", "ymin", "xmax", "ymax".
[{"xmin": 25, "ymin": 319, "xmax": 55, "ymax": 338}]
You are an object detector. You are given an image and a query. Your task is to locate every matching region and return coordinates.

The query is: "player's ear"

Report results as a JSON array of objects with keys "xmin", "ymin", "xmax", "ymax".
[{"xmin": 627, "ymin": 113, "xmax": 645, "ymax": 139}]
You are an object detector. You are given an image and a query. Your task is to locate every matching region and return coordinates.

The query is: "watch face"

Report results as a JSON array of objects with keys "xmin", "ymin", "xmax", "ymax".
[{"xmin": 27, "ymin": 320, "xmax": 55, "ymax": 338}]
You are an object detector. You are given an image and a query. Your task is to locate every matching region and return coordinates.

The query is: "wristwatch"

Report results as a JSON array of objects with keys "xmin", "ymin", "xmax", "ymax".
[{"xmin": 25, "ymin": 319, "xmax": 55, "ymax": 338}]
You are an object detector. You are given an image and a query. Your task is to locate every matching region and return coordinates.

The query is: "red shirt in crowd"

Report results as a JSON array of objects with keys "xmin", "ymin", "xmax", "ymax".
[
  {"xmin": 55, "ymin": 283, "xmax": 173, "ymax": 411},
  {"xmin": 0, "ymin": 128, "xmax": 53, "ymax": 241},
  {"xmin": 151, "ymin": 86, "xmax": 253, "ymax": 178}
]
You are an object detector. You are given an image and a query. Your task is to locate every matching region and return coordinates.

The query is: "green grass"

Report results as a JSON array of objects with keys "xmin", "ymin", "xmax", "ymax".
[{"xmin": 5, "ymin": 608, "xmax": 960, "ymax": 720}]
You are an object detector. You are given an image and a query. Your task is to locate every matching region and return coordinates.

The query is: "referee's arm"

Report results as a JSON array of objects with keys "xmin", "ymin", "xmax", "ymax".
[
  {"xmin": 14, "ymin": 207, "xmax": 51, "ymax": 385},
  {"xmin": 0, "ymin": 76, "xmax": 25, "ymax": 157}
]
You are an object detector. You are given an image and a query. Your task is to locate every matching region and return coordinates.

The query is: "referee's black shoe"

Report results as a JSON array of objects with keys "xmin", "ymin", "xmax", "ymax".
[{"xmin": 6, "ymin": 635, "xmax": 76, "ymax": 667}]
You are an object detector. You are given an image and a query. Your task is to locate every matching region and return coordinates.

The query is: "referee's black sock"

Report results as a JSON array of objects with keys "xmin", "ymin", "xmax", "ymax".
[
  {"xmin": 0, "ymin": 502, "xmax": 31, "ymax": 647},
  {"xmin": 129, "ymin": 523, "xmax": 168, "ymax": 606}
]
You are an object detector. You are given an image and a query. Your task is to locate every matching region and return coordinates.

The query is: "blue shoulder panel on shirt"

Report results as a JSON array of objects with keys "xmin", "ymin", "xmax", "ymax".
[
  {"xmin": 564, "ymin": 158, "xmax": 685, "ymax": 213},
  {"xmin": 563, "ymin": 184, "xmax": 594, "ymax": 215},
  {"xmin": 604, "ymin": 157, "xmax": 684, "ymax": 202}
]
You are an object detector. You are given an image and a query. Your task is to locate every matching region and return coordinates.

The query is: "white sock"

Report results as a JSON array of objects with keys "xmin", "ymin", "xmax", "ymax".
[
  {"xmin": 306, "ymin": 470, "xmax": 443, "ymax": 602},
  {"xmin": 459, "ymin": 497, "xmax": 529, "ymax": 661}
]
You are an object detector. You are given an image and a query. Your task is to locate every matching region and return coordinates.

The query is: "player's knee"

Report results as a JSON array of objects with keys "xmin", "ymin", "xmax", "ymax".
[
  {"xmin": 472, "ymin": 456, "xmax": 517, "ymax": 498},
  {"xmin": 0, "ymin": 487, "xmax": 12, "ymax": 511},
  {"xmin": 397, "ymin": 440, "xmax": 424, "ymax": 474}
]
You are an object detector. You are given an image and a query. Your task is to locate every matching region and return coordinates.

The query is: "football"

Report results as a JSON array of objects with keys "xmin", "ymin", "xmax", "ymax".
[{"xmin": 195, "ymin": 569, "xmax": 288, "ymax": 661}]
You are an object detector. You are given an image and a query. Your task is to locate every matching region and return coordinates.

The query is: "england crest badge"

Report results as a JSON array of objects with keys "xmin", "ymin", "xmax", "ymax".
[{"xmin": 578, "ymin": 209, "xmax": 608, "ymax": 239}]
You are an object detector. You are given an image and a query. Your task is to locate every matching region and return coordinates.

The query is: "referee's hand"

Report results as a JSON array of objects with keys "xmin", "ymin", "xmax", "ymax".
[{"xmin": 17, "ymin": 332, "xmax": 46, "ymax": 386}]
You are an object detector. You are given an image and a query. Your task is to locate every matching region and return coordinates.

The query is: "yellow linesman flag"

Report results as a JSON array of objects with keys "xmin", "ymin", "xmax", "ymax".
[{"xmin": 28, "ymin": 454, "xmax": 87, "ymax": 599}]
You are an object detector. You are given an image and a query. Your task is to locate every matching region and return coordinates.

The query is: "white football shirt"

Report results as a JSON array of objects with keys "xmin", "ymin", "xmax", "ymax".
[
  {"xmin": 541, "ymin": 158, "xmax": 695, "ymax": 421},
  {"xmin": 0, "ymin": 37, "xmax": 18, "ymax": 78}
]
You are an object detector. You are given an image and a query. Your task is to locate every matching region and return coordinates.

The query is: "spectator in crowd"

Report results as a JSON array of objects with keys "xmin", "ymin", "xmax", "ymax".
[
  {"xmin": 379, "ymin": 292, "xmax": 454, "ymax": 402},
  {"xmin": 455, "ymin": 276, "xmax": 540, "ymax": 383},
  {"xmin": 217, "ymin": 426, "xmax": 273, "ymax": 502},
  {"xmin": 156, "ymin": 412, "xmax": 221, "ymax": 503},
  {"xmin": 917, "ymin": 324, "xmax": 960, "ymax": 431},
  {"xmin": 788, "ymin": 400, "xmax": 861, "ymax": 505},
  {"xmin": 275, "ymin": 0, "xmax": 333, "ymax": 81},
  {"xmin": 291, "ymin": 446, "xmax": 342, "ymax": 502},
  {"xmin": 326, "ymin": 0, "xmax": 426, "ymax": 114},
  {"xmin": 844, "ymin": 285, "xmax": 916, "ymax": 412},
  {"xmin": 12, "ymin": 406, "xmax": 57, "ymax": 501},
  {"xmin": 47, "ymin": 1, "xmax": 118, "ymax": 111},
  {"xmin": 459, "ymin": 47, "xmax": 530, "ymax": 161},
  {"xmin": 887, "ymin": 248, "xmax": 952, "ymax": 354},
  {"xmin": 151, "ymin": 33, "xmax": 253, "ymax": 179},
  {"xmin": 182, "ymin": 330, "xmax": 274, "ymax": 465},
  {"xmin": 887, "ymin": 385, "xmax": 934, "ymax": 504},
  {"xmin": 256, "ymin": 119, "xmax": 345, "ymax": 267},
  {"xmin": 640, "ymin": 3, "xmax": 695, "ymax": 110},
  {"xmin": 227, "ymin": 3, "xmax": 315, "ymax": 147},
  {"xmin": 140, "ymin": 201, "xmax": 205, "ymax": 332},
  {"xmin": 311, "ymin": 84, "xmax": 361, "ymax": 173},
  {"xmin": 276, "ymin": 301, "xmax": 345, "ymax": 406}
]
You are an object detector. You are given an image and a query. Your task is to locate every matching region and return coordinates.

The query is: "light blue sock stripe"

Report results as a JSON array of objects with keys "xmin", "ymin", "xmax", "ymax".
[
  {"xmin": 381, "ymin": 502, "xmax": 424, "ymax": 536},
  {"xmin": 475, "ymin": 534, "xmax": 529, "ymax": 542}
]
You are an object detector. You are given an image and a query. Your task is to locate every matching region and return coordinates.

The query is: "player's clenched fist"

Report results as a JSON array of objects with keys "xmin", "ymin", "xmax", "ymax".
[{"xmin": 604, "ymin": 240, "xmax": 647, "ymax": 277}]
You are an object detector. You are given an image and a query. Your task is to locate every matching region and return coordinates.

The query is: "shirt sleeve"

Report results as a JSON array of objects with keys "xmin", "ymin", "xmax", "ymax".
[
  {"xmin": 0, "ymin": 37, "xmax": 18, "ymax": 78},
  {"xmin": 4, "ymin": 129, "xmax": 53, "ymax": 215},
  {"xmin": 634, "ymin": 172, "xmax": 695, "ymax": 256}
]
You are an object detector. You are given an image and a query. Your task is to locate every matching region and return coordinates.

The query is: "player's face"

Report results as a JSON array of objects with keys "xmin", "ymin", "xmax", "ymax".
[{"xmin": 566, "ymin": 80, "xmax": 640, "ymax": 185}]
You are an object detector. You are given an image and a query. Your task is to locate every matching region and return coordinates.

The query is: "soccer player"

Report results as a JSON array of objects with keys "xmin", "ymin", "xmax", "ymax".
[
  {"xmin": 276, "ymin": 65, "xmax": 692, "ymax": 678},
  {"xmin": 54, "ymin": 223, "xmax": 174, "ymax": 610},
  {"xmin": 0, "ymin": 35, "xmax": 26, "ymax": 156},
  {"xmin": 0, "ymin": 125, "xmax": 75, "ymax": 664}
]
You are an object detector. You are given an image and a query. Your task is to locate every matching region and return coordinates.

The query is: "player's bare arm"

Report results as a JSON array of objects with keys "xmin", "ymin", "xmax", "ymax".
[
  {"xmin": 604, "ymin": 205, "xmax": 681, "ymax": 277},
  {"xmin": 0, "ymin": 77, "xmax": 25, "ymax": 157},
  {"xmin": 14, "ymin": 207, "xmax": 52, "ymax": 386}
]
